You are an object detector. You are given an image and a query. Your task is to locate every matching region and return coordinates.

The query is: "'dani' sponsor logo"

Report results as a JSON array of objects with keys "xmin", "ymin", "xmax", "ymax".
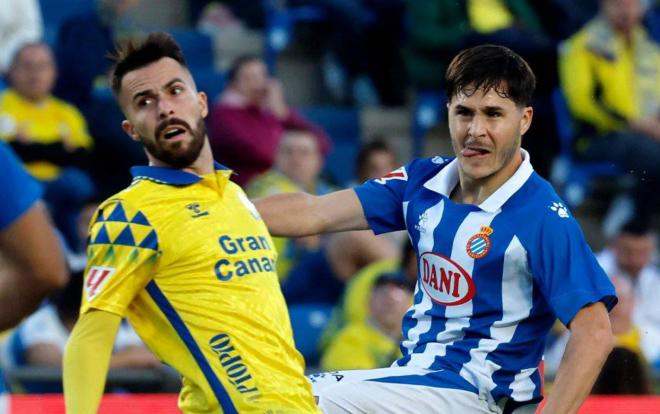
[
  {"xmin": 209, "ymin": 333, "xmax": 261, "ymax": 401},
  {"xmin": 420, "ymin": 252, "xmax": 475, "ymax": 306}
]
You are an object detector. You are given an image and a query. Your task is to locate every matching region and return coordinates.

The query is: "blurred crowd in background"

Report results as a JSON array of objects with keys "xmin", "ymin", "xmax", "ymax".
[{"xmin": 0, "ymin": 0, "xmax": 658, "ymax": 396}]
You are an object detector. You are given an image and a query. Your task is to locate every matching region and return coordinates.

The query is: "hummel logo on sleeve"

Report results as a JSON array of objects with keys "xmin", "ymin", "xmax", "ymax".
[{"xmin": 549, "ymin": 202, "xmax": 569, "ymax": 218}]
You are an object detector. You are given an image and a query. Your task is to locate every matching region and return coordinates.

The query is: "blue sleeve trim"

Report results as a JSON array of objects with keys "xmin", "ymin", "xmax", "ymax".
[
  {"xmin": 550, "ymin": 289, "xmax": 618, "ymax": 327},
  {"xmin": 146, "ymin": 281, "xmax": 238, "ymax": 413}
]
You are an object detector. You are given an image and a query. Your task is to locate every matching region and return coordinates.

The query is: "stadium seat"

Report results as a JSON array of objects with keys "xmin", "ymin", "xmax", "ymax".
[
  {"xmin": 168, "ymin": 29, "xmax": 214, "ymax": 69},
  {"xmin": 412, "ymin": 90, "xmax": 447, "ymax": 158},
  {"xmin": 550, "ymin": 88, "xmax": 620, "ymax": 208},
  {"xmin": 38, "ymin": 0, "xmax": 95, "ymax": 45},
  {"xmin": 262, "ymin": 0, "xmax": 326, "ymax": 73},
  {"xmin": 299, "ymin": 106, "xmax": 361, "ymax": 186},
  {"xmin": 288, "ymin": 303, "xmax": 333, "ymax": 367},
  {"xmin": 190, "ymin": 66, "xmax": 226, "ymax": 102}
]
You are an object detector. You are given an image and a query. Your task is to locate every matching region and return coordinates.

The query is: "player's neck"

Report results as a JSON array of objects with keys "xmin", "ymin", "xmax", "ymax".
[
  {"xmin": 148, "ymin": 138, "xmax": 215, "ymax": 176},
  {"xmin": 453, "ymin": 152, "xmax": 522, "ymax": 205}
]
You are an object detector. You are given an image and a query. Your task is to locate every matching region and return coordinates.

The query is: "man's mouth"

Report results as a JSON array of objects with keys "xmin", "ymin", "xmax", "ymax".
[
  {"xmin": 462, "ymin": 146, "xmax": 491, "ymax": 157},
  {"xmin": 161, "ymin": 125, "xmax": 187, "ymax": 141}
]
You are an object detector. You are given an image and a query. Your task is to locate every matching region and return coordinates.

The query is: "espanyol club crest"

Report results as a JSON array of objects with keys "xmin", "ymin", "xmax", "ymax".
[
  {"xmin": 420, "ymin": 252, "xmax": 476, "ymax": 306},
  {"xmin": 466, "ymin": 225, "xmax": 493, "ymax": 259},
  {"xmin": 375, "ymin": 167, "xmax": 408, "ymax": 184}
]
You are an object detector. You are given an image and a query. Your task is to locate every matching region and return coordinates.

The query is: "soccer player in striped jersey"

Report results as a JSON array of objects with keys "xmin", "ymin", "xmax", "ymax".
[{"xmin": 255, "ymin": 45, "xmax": 617, "ymax": 414}]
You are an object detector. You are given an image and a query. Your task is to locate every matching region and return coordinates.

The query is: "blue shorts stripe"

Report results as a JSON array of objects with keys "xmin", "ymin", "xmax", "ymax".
[
  {"xmin": 367, "ymin": 370, "xmax": 479, "ymax": 394},
  {"xmin": 146, "ymin": 281, "xmax": 238, "ymax": 414}
]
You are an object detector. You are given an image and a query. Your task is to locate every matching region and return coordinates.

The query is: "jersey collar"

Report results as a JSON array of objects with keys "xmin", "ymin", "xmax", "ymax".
[
  {"xmin": 423, "ymin": 149, "xmax": 534, "ymax": 213},
  {"xmin": 130, "ymin": 162, "xmax": 231, "ymax": 186}
]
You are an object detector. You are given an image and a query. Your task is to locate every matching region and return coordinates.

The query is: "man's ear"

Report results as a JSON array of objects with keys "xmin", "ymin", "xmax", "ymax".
[
  {"xmin": 520, "ymin": 106, "xmax": 533, "ymax": 136},
  {"xmin": 122, "ymin": 120, "xmax": 140, "ymax": 142},
  {"xmin": 198, "ymin": 91, "xmax": 208, "ymax": 118}
]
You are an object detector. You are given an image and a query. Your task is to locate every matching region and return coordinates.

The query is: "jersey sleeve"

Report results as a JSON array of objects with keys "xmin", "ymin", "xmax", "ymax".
[
  {"xmin": 0, "ymin": 141, "xmax": 42, "ymax": 230},
  {"xmin": 353, "ymin": 162, "xmax": 414, "ymax": 234},
  {"xmin": 80, "ymin": 198, "xmax": 161, "ymax": 317},
  {"xmin": 529, "ymin": 205, "xmax": 617, "ymax": 327}
]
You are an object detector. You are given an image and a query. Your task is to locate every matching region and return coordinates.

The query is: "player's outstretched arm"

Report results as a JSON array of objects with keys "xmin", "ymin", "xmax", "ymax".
[
  {"xmin": 63, "ymin": 309, "xmax": 122, "ymax": 414},
  {"xmin": 542, "ymin": 302, "xmax": 613, "ymax": 414},
  {"xmin": 254, "ymin": 189, "xmax": 370, "ymax": 237},
  {"xmin": 0, "ymin": 201, "xmax": 68, "ymax": 330}
]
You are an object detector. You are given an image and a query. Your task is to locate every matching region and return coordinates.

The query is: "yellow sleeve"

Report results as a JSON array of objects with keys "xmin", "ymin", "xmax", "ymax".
[
  {"xmin": 320, "ymin": 325, "xmax": 375, "ymax": 371},
  {"xmin": 559, "ymin": 36, "xmax": 626, "ymax": 133},
  {"xmin": 81, "ymin": 199, "xmax": 161, "ymax": 317},
  {"xmin": 63, "ymin": 309, "xmax": 122, "ymax": 414}
]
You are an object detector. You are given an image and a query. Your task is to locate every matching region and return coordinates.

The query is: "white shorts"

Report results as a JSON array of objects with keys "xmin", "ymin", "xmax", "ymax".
[{"xmin": 309, "ymin": 367, "xmax": 539, "ymax": 414}]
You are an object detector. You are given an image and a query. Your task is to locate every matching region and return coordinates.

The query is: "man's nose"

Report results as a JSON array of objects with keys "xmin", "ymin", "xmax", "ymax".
[
  {"xmin": 158, "ymin": 97, "xmax": 175, "ymax": 119},
  {"xmin": 468, "ymin": 115, "xmax": 486, "ymax": 138}
]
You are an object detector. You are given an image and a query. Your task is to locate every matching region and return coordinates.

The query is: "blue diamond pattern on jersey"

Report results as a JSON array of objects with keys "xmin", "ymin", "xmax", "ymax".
[
  {"xmin": 92, "ymin": 224, "xmax": 111, "ymax": 245},
  {"xmin": 106, "ymin": 202, "xmax": 128, "ymax": 222},
  {"xmin": 139, "ymin": 230, "xmax": 158, "ymax": 250},
  {"xmin": 114, "ymin": 224, "xmax": 136, "ymax": 246},
  {"xmin": 131, "ymin": 211, "xmax": 150, "ymax": 225}
]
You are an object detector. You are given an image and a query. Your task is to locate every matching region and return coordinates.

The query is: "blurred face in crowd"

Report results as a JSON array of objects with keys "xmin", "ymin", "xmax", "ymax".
[
  {"xmin": 608, "ymin": 276, "xmax": 635, "ymax": 335},
  {"xmin": 100, "ymin": 0, "xmax": 140, "ymax": 16},
  {"xmin": 448, "ymin": 84, "xmax": 532, "ymax": 186},
  {"xmin": 370, "ymin": 281, "xmax": 412, "ymax": 336},
  {"xmin": 360, "ymin": 149, "xmax": 397, "ymax": 182},
  {"xmin": 602, "ymin": 0, "xmax": 643, "ymax": 35},
  {"xmin": 614, "ymin": 232, "xmax": 655, "ymax": 277},
  {"xmin": 276, "ymin": 130, "xmax": 323, "ymax": 191},
  {"xmin": 119, "ymin": 57, "xmax": 209, "ymax": 169},
  {"xmin": 9, "ymin": 44, "xmax": 57, "ymax": 103},
  {"xmin": 232, "ymin": 59, "xmax": 268, "ymax": 105}
]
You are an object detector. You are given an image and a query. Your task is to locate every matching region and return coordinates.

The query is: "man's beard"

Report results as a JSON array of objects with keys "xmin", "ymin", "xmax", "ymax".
[{"xmin": 141, "ymin": 117, "xmax": 206, "ymax": 169}]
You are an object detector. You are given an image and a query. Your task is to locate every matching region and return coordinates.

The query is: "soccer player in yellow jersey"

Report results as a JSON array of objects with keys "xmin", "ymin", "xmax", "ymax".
[{"xmin": 62, "ymin": 32, "xmax": 319, "ymax": 414}]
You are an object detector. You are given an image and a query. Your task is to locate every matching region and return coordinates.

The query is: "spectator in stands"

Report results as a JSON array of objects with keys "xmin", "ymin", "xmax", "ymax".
[
  {"xmin": 0, "ymin": 141, "xmax": 68, "ymax": 330},
  {"xmin": 1, "ymin": 274, "xmax": 159, "ymax": 393},
  {"xmin": 288, "ymin": 0, "xmax": 407, "ymax": 106},
  {"xmin": 0, "ymin": 43, "xmax": 94, "ymax": 252},
  {"xmin": 0, "ymin": 0, "xmax": 42, "ymax": 74},
  {"xmin": 320, "ymin": 272, "xmax": 413, "ymax": 371},
  {"xmin": 53, "ymin": 0, "xmax": 145, "ymax": 198},
  {"xmin": 559, "ymin": 0, "xmax": 660, "ymax": 222},
  {"xmin": 404, "ymin": 0, "xmax": 552, "ymax": 92},
  {"xmin": 319, "ymin": 241, "xmax": 416, "ymax": 350},
  {"xmin": 597, "ymin": 220, "xmax": 660, "ymax": 366},
  {"xmin": 591, "ymin": 347, "xmax": 652, "ymax": 395},
  {"xmin": 354, "ymin": 139, "xmax": 398, "ymax": 184},
  {"xmin": 208, "ymin": 55, "xmax": 331, "ymax": 187},
  {"xmin": 247, "ymin": 130, "xmax": 334, "ymax": 281}
]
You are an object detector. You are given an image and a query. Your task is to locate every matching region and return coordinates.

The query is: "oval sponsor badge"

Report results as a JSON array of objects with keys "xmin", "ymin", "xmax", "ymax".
[{"xmin": 419, "ymin": 252, "xmax": 476, "ymax": 306}]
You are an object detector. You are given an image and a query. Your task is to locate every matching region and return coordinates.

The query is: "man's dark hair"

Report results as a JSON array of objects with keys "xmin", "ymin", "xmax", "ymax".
[
  {"xmin": 445, "ymin": 44, "xmax": 536, "ymax": 107},
  {"xmin": 110, "ymin": 31, "xmax": 187, "ymax": 96},
  {"xmin": 226, "ymin": 54, "xmax": 262, "ymax": 84},
  {"xmin": 619, "ymin": 219, "xmax": 651, "ymax": 237}
]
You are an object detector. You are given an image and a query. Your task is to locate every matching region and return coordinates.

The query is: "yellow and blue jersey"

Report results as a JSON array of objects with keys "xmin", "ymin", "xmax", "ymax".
[{"xmin": 81, "ymin": 162, "xmax": 319, "ymax": 414}]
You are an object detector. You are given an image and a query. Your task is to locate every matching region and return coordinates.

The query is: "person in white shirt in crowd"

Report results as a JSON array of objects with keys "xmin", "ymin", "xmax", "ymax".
[{"xmin": 596, "ymin": 219, "xmax": 660, "ymax": 366}]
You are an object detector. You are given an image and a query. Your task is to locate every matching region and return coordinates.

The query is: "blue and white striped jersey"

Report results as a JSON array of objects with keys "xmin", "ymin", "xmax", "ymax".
[{"xmin": 354, "ymin": 151, "xmax": 617, "ymax": 404}]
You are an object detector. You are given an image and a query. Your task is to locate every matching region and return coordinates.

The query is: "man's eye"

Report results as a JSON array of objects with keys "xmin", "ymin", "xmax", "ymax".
[
  {"xmin": 137, "ymin": 98, "xmax": 152, "ymax": 107},
  {"xmin": 172, "ymin": 86, "xmax": 183, "ymax": 94},
  {"xmin": 487, "ymin": 111, "xmax": 501, "ymax": 117}
]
